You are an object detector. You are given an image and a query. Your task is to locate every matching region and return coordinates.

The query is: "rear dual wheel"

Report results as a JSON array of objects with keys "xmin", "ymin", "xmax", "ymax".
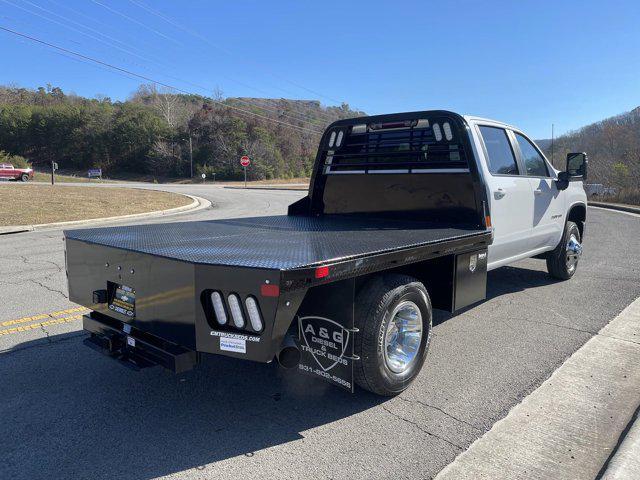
[{"xmin": 354, "ymin": 274, "xmax": 432, "ymax": 396}]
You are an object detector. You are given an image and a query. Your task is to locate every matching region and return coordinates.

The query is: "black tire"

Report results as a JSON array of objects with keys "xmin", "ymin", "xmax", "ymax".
[
  {"xmin": 20, "ymin": 173, "xmax": 29, "ymax": 182},
  {"xmin": 354, "ymin": 274, "xmax": 432, "ymax": 396},
  {"xmin": 546, "ymin": 221, "xmax": 581, "ymax": 280}
]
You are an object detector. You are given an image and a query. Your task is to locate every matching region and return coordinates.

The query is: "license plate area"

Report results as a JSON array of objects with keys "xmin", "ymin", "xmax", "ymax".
[{"xmin": 107, "ymin": 281, "xmax": 136, "ymax": 318}]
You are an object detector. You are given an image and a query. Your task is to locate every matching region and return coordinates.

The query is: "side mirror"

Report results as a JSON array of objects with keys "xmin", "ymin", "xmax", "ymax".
[
  {"xmin": 556, "ymin": 171, "xmax": 569, "ymax": 190},
  {"xmin": 566, "ymin": 152, "xmax": 588, "ymax": 180}
]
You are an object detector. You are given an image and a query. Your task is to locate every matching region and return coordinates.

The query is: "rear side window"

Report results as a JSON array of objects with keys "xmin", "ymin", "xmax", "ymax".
[
  {"xmin": 514, "ymin": 133, "xmax": 549, "ymax": 177},
  {"xmin": 479, "ymin": 126, "xmax": 518, "ymax": 175}
]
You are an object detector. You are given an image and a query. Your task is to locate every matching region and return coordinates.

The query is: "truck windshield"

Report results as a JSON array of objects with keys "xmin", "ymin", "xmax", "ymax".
[{"xmin": 324, "ymin": 118, "xmax": 468, "ymax": 174}]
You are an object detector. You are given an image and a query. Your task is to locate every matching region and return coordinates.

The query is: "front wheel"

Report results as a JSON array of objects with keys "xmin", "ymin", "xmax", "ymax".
[
  {"xmin": 20, "ymin": 173, "xmax": 29, "ymax": 182},
  {"xmin": 354, "ymin": 274, "xmax": 432, "ymax": 396},
  {"xmin": 546, "ymin": 221, "xmax": 582, "ymax": 280}
]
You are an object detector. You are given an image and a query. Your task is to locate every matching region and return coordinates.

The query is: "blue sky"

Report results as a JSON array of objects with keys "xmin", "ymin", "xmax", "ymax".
[{"xmin": 1, "ymin": 0, "xmax": 639, "ymax": 138}]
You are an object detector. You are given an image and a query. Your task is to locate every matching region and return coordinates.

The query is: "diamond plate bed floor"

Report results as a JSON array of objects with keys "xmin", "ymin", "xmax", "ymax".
[{"xmin": 65, "ymin": 215, "xmax": 488, "ymax": 270}]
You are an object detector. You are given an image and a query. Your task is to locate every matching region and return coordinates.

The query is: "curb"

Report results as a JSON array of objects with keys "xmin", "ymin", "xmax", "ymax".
[
  {"xmin": 599, "ymin": 404, "xmax": 640, "ymax": 479},
  {"xmin": 589, "ymin": 201, "xmax": 640, "ymax": 215},
  {"xmin": 0, "ymin": 193, "xmax": 211, "ymax": 235},
  {"xmin": 224, "ymin": 185, "xmax": 308, "ymax": 191},
  {"xmin": 435, "ymin": 296, "xmax": 640, "ymax": 480}
]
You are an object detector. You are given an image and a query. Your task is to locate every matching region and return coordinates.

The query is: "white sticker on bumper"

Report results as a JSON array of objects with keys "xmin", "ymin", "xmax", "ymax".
[{"xmin": 220, "ymin": 336, "xmax": 246, "ymax": 354}]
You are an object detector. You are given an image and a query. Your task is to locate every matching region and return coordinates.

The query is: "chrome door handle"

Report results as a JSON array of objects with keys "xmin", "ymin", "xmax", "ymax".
[
  {"xmin": 494, "ymin": 188, "xmax": 506, "ymax": 199},
  {"xmin": 534, "ymin": 188, "xmax": 542, "ymax": 195}
]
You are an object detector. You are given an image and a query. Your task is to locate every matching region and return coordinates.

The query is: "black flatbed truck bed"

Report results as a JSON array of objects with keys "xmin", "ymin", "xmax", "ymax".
[
  {"xmin": 66, "ymin": 215, "xmax": 488, "ymax": 271},
  {"xmin": 65, "ymin": 110, "xmax": 494, "ymax": 395}
]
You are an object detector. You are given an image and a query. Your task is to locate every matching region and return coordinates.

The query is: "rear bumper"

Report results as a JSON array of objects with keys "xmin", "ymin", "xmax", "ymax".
[{"xmin": 83, "ymin": 313, "xmax": 198, "ymax": 374}]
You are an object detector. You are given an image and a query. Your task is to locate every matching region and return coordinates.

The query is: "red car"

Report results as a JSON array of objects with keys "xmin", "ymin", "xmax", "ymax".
[{"xmin": 0, "ymin": 163, "xmax": 34, "ymax": 181}]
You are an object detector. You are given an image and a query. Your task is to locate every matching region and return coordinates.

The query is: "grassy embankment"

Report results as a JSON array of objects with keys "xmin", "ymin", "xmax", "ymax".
[
  {"xmin": 0, "ymin": 184, "xmax": 192, "ymax": 226},
  {"xmin": 601, "ymin": 188, "xmax": 640, "ymax": 206}
]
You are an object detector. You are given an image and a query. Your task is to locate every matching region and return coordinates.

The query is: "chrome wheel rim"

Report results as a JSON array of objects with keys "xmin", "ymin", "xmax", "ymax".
[
  {"xmin": 383, "ymin": 301, "xmax": 423, "ymax": 374},
  {"xmin": 566, "ymin": 234, "xmax": 582, "ymax": 274}
]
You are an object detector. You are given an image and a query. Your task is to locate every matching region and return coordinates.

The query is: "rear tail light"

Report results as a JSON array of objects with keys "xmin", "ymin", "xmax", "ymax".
[
  {"xmin": 205, "ymin": 290, "xmax": 267, "ymax": 334},
  {"xmin": 260, "ymin": 284, "xmax": 280, "ymax": 297},
  {"xmin": 245, "ymin": 296, "xmax": 263, "ymax": 332},
  {"xmin": 227, "ymin": 294, "xmax": 245, "ymax": 328},
  {"xmin": 210, "ymin": 291, "xmax": 227, "ymax": 325},
  {"xmin": 315, "ymin": 265, "xmax": 330, "ymax": 279}
]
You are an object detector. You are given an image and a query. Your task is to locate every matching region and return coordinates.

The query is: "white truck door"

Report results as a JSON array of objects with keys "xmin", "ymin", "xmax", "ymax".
[
  {"xmin": 476, "ymin": 125, "xmax": 534, "ymax": 266},
  {"xmin": 511, "ymin": 132, "xmax": 565, "ymax": 251}
]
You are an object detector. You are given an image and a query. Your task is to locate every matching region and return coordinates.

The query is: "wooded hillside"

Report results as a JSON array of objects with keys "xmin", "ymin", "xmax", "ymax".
[
  {"xmin": 0, "ymin": 84, "xmax": 364, "ymax": 180},
  {"xmin": 2, "ymin": 84, "xmax": 637, "ymax": 188},
  {"xmin": 541, "ymin": 107, "xmax": 640, "ymax": 189}
]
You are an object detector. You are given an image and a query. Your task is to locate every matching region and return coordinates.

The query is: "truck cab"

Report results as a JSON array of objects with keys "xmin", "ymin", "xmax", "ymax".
[{"xmin": 463, "ymin": 116, "xmax": 587, "ymax": 270}]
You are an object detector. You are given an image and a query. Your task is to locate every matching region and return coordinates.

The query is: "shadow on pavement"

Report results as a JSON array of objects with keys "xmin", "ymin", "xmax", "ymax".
[
  {"xmin": 433, "ymin": 264, "xmax": 558, "ymax": 325},
  {"xmin": 0, "ymin": 332, "xmax": 382, "ymax": 480},
  {"xmin": 1, "ymin": 264, "xmax": 556, "ymax": 479}
]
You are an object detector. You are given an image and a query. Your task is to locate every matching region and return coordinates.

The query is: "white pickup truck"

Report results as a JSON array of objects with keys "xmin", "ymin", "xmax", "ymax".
[
  {"xmin": 66, "ymin": 110, "xmax": 588, "ymax": 396},
  {"xmin": 466, "ymin": 115, "xmax": 587, "ymax": 278}
]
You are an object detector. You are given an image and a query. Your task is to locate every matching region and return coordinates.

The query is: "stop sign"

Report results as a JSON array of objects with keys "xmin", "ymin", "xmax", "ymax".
[{"xmin": 240, "ymin": 155, "xmax": 250, "ymax": 167}]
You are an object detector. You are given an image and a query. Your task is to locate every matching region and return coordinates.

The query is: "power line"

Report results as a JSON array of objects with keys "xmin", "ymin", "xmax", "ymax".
[
  {"xmin": 2, "ymin": 0, "xmax": 158, "ymax": 67},
  {"xmin": 49, "ymin": 0, "xmax": 346, "ymax": 124},
  {"xmin": 10, "ymin": 0, "xmax": 335, "ymax": 126},
  {"xmin": 126, "ymin": 0, "xmax": 345, "ymax": 107},
  {"xmin": 0, "ymin": 25, "xmax": 324, "ymax": 135},
  {"xmin": 46, "ymin": 0, "xmax": 167, "ymax": 59},
  {"xmin": 121, "ymin": 0, "xmax": 341, "ymax": 123},
  {"xmin": 90, "ymin": 0, "xmax": 183, "ymax": 46}
]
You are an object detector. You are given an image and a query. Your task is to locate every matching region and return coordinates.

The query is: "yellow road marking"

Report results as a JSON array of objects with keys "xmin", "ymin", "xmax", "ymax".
[
  {"xmin": 0, "ymin": 289, "xmax": 195, "ymax": 338},
  {"xmin": 0, "ymin": 314, "xmax": 83, "ymax": 336},
  {"xmin": 0, "ymin": 306, "xmax": 88, "ymax": 328}
]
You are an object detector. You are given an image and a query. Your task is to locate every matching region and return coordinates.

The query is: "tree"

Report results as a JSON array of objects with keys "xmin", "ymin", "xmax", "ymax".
[{"xmin": 0, "ymin": 83, "xmax": 364, "ymax": 179}]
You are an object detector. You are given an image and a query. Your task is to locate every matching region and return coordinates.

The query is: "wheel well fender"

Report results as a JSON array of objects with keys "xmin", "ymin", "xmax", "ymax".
[
  {"xmin": 567, "ymin": 203, "xmax": 586, "ymax": 238},
  {"xmin": 355, "ymin": 255, "xmax": 456, "ymax": 312}
]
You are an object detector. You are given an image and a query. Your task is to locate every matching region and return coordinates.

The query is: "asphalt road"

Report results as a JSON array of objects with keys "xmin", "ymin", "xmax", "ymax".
[{"xmin": 1, "ymin": 184, "xmax": 639, "ymax": 480}]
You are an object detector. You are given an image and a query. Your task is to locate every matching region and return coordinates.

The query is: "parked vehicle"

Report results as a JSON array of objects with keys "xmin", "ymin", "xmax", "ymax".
[
  {"xmin": 0, "ymin": 163, "xmax": 34, "ymax": 181},
  {"xmin": 65, "ymin": 110, "xmax": 588, "ymax": 396},
  {"xmin": 585, "ymin": 183, "xmax": 616, "ymax": 197}
]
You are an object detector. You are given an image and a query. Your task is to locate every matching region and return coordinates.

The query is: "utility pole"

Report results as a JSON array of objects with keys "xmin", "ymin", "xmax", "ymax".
[
  {"xmin": 50, "ymin": 159, "xmax": 55, "ymax": 185},
  {"xmin": 188, "ymin": 133, "xmax": 193, "ymax": 178},
  {"xmin": 551, "ymin": 123, "xmax": 555, "ymax": 168}
]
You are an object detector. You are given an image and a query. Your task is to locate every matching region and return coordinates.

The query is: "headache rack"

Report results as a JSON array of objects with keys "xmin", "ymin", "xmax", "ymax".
[{"xmin": 323, "ymin": 117, "xmax": 469, "ymax": 174}]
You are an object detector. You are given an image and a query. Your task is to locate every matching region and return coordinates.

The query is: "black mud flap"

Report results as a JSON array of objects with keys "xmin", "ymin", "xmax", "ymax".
[{"xmin": 296, "ymin": 279, "xmax": 358, "ymax": 392}]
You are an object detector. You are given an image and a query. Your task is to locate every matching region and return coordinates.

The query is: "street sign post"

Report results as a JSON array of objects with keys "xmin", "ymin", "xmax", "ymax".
[
  {"xmin": 88, "ymin": 168, "xmax": 102, "ymax": 179},
  {"xmin": 201, "ymin": 173, "xmax": 206, "ymax": 183},
  {"xmin": 240, "ymin": 155, "xmax": 250, "ymax": 188},
  {"xmin": 50, "ymin": 161, "xmax": 58, "ymax": 185}
]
